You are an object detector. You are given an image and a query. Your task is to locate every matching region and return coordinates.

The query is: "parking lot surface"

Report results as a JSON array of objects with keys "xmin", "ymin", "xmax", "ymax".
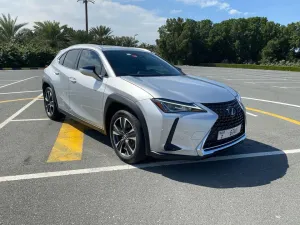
[{"xmin": 0, "ymin": 68, "xmax": 300, "ymax": 224}]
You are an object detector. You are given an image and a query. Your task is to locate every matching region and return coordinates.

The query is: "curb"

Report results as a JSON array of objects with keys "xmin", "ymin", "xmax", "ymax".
[{"xmin": 0, "ymin": 68, "xmax": 45, "ymax": 71}]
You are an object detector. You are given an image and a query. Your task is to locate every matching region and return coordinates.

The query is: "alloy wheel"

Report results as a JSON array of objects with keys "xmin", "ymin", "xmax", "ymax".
[
  {"xmin": 44, "ymin": 89, "xmax": 55, "ymax": 117},
  {"xmin": 112, "ymin": 117, "xmax": 137, "ymax": 157}
]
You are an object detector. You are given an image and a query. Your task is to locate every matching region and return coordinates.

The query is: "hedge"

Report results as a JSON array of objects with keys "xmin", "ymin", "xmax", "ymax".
[
  {"xmin": 199, "ymin": 63, "xmax": 300, "ymax": 72},
  {"xmin": 0, "ymin": 43, "xmax": 57, "ymax": 68},
  {"xmin": 1, "ymin": 44, "xmax": 300, "ymax": 72}
]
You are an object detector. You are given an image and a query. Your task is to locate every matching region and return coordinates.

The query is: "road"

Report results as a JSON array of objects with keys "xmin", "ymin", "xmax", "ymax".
[{"xmin": 0, "ymin": 67, "xmax": 300, "ymax": 225}]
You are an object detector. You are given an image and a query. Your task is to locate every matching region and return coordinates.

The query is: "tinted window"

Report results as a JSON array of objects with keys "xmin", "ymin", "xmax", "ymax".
[
  {"xmin": 103, "ymin": 50, "xmax": 181, "ymax": 77},
  {"xmin": 78, "ymin": 50, "xmax": 105, "ymax": 75},
  {"xmin": 58, "ymin": 53, "xmax": 67, "ymax": 65},
  {"xmin": 63, "ymin": 50, "xmax": 81, "ymax": 69}
]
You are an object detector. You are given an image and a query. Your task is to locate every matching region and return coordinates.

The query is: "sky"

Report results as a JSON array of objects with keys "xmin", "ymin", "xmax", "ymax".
[{"xmin": 1, "ymin": 0, "xmax": 299, "ymax": 44}]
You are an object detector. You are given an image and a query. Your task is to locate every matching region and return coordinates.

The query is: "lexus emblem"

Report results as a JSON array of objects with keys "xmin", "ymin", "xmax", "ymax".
[{"xmin": 226, "ymin": 107, "xmax": 236, "ymax": 116}]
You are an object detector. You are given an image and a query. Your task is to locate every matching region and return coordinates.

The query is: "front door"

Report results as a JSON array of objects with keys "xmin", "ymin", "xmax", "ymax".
[{"xmin": 69, "ymin": 49, "xmax": 107, "ymax": 129}]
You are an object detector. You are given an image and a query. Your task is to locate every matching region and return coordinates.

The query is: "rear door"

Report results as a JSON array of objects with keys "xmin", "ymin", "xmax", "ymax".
[
  {"xmin": 69, "ymin": 49, "xmax": 107, "ymax": 128},
  {"xmin": 53, "ymin": 49, "xmax": 81, "ymax": 112}
]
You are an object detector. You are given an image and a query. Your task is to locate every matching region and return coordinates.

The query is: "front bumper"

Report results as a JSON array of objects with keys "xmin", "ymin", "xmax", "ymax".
[
  {"xmin": 197, "ymin": 133, "xmax": 246, "ymax": 157},
  {"xmin": 137, "ymin": 98, "xmax": 246, "ymax": 158}
]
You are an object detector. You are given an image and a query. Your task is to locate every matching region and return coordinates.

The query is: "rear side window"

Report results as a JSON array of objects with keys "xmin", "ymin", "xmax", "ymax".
[
  {"xmin": 58, "ymin": 53, "xmax": 67, "ymax": 65},
  {"xmin": 78, "ymin": 50, "xmax": 105, "ymax": 76},
  {"xmin": 63, "ymin": 50, "xmax": 81, "ymax": 69}
]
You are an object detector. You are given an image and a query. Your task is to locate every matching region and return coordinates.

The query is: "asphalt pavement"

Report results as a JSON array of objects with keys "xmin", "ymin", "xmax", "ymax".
[{"xmin": 0, "ymin": 68, "xmax": 300, "ymax": 225}]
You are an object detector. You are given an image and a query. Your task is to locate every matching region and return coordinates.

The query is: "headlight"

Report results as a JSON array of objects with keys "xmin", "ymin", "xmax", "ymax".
[{"xmin": 151, "ymin": 99, "xmax": 206, "ymax": 113}]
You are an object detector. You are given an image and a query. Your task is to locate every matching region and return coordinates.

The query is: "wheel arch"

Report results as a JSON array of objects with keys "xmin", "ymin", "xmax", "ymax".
[
  {"xmin": 104, "ymin": 94, "xmax": 150, "ymax": 155},
  {"xmin": 42, "ymin": 79, "xmax": 60, "ymax": 112}
]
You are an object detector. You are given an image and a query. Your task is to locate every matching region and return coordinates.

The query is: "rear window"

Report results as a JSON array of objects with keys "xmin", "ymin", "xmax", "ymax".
[
  {"xmin": 103, "ymin": 50, "xmax": 181, "ymax": 77},
  {"xmin": 63, "ymin": 49, "xmax": 81, "ymax": 69}
]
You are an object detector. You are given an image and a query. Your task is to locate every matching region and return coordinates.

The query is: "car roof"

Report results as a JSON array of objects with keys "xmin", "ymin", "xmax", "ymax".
[{"xmin": 66, "ymin": 44, "xmax": 150, "ymax": 52}]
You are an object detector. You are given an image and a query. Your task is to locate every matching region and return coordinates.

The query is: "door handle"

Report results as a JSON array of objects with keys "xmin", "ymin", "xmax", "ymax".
[
  {"xmin": 54, "ymin": 71, "xmax": 60, "ymax": 75},
  {"xmin": 69, "ymin": 77, "xmax": 77, "ymax": 83}
]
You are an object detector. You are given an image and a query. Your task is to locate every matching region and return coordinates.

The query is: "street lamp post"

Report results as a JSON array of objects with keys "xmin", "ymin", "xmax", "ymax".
[
  {"xmin": 133, "ymin": 34, "xmax": 138, "ymax": 40},
  {"xmin": 77, "ymin": 0, "xmax": 95, "ymax": 33}
]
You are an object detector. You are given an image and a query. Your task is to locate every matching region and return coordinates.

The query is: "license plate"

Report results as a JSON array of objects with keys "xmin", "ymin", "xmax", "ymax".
[{"xmin": 217, "ymin": 125, "xmax": 241, "ymax": 140}]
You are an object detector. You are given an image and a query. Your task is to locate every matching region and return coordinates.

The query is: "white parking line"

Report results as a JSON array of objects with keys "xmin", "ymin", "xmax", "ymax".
[
  {"xmin": 242, "ymin": 97, "xmax": 300, "ymax": 108},
  {"xmin": 11, "ymin": 118, "xmax": 50, "ymax": 122},
  {"xmin": 0, "ymin": 90, "xmax": 41, "ymax": 95},
  {"xmin": 245, "ymin": 81, "xmax": 300, "ymax": 84},
  {"xmin": 0, "ymin": 94, "xmax": 43, "ymax": 130},
  {"xmin": 246, "ymin": 112, "xmax": 258, "ymax": 117},
  {"xmin": 0, "ymin": 76, "xmax": 38, "ymax": 89},
  {"xmin": 226, "ymin": 78, "xmax": 288, "ymax": 81},
  {"xmin": 272, "ymin": 86, "xmax": 300, "ymax": 89},
  {"xmin": 0, "ymin": 148, "xmax": 299, "ymax": 183}
]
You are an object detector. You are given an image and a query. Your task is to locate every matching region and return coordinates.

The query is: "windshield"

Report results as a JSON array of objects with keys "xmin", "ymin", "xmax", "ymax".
[{"xmin": 103, "ymin": 50, "xmax": 182, "ymax": 77}]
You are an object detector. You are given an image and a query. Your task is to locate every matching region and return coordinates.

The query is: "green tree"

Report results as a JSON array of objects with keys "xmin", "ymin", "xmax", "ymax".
[
  {"xmin": 286, "ymin": 22, "xmax": 300, "ymax": 59},
  {"xmin": 15, "ymin": 28, "xmax": 35, "ymax": 44},
  {"xmin": 156, "ymin": 17, "xmax": 185, "ymax": 64},
  {"xmin": 33, "ymin": 21, "xmax": 69, "ymax": 49},
  {"xmin": 139, "ymin": 43, "xmax": 157, "ymax": 52},
  {"xmin": 0, "ymin": 14, "xmax": 27, "ymax": 42},
  {"xmin": 90, "ymin": 26, "xmax": 113, "ymax": 44},
  {"xmin": 112, "ymin": 36, "xmax": 138, "ymax": 47},
  {"xmin": 68, "ymin": 28, "xmax": 94, "ymax": 45},
  {"xmin": 261, "ymin": 37, "xmax": 290, "ymax": 62}
]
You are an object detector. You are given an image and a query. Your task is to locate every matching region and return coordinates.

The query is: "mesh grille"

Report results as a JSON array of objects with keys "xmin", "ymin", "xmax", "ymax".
[{"xmin": 202, "ymin": 99, "xmax": 245, "ymax": 150}]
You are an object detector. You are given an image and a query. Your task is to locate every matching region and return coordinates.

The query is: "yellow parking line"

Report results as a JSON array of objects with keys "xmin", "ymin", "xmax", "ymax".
[
  {"xmin": 246, "ymin": 107, "xmax": 300, "ymax": 126},
  {"xmin": 47, "ymin": 119, "xmax": 85, "ymax": 162},
  {"xmin": 0, "ymin": 97, "xmax": 43, "ymax": 104}
]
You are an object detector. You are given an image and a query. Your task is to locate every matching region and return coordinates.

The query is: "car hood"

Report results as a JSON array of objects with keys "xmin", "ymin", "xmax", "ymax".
[{"xmin": 121, "ymin": 75, "xmax": 236, "ymax": 103}]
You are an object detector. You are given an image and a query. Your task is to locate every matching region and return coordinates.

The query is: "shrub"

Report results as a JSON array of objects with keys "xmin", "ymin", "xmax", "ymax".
[
  {"xmin": 199, "ymin": 63, "xmax": 300, "ymax": 72},
  {"xmin": 0, "ymin": 43, "xmax": 57, "ymax": 68}
]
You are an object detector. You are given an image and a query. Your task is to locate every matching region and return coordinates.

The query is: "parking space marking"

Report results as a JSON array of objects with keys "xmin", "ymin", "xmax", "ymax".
[
  {"xmin": 0, "ymin": 76, "xmax": 38, "ymax": 89},
  {"xmin": 226, "ymin": 78, "xmax": 288, "ymax": 81},
  {"xmin": 245, "ymin": 81, "xmax": 300, "ymax": 84},
  {"xmin": 0, "ymin": 94, "xmax": 43, "ymax": 130},
  {"xmin": 11, "ymin": 118, "xmax": 50, "ymax": 122},
  {"xmin": 47, "ymin": 119, "xmax": 85, "ymax": 163},
  {"xmin": 246, "ymin": 107, "xmax": 300, "ymax": 126},
  {"xmin": 242, "ymin": 97, "xmax": 300, "ymax": 108},
  {"xmin": 0, "ymin": 90, "xmax": 41, "ymax": 95},
  {"xmin": 0, "ymin": 97, "xmax": 43, "ymax": 104},
  {"xmin": 246, "ymin": 112, "xmax": 258, "ymax": 117},
  {"xmin": 272, "ymin": 86, "xmax": 300, "ymax": 89},
  {"xmin": 1, "ymin": 148, "xmax": 300, "ymax": 183}
]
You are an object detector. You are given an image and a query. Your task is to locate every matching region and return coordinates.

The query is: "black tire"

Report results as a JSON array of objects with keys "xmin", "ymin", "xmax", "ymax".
[
  {"xmin": 109, "ymin": 110, "xmax": 146, "ymax": 164},
  {"xmin": 43, "ymin": 86, "xmax": 64, "ymax": 121}
]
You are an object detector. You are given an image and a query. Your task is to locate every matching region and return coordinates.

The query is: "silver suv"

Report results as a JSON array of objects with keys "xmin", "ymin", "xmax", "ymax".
[{"xmin": 42, "ymin": 44, "xmax": 246, "ymax": 163}]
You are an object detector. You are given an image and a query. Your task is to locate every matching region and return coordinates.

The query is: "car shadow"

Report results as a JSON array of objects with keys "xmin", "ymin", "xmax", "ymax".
[
  {"xmin": 140, "ymin": 139, "xmax": 289, "ymax": 188},
  {"xmin": 84, "ymin": 129, "xmax": 112, "ymax": 147},
  {"xmin": 63, "ymin": 119, "xmax": 288, "ymax": 188}
]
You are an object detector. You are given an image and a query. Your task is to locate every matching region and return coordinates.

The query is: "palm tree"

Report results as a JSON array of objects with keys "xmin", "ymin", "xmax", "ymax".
[
  {"xmin": 15, "ymin": 28, "xmax": 35, "ymax": 44},
  {"xmin": 33, "ymin": 21, "xmax": 69, "ymax": 48},
  {"xmin": 69, "ymin": 29, "xmax": 94, "ymax": 45},
  {"xmin": 113, "ymin": 36, "xmax": 138, "ymax": 47},
  {"xmin": 90, "ymin": 25, "xmax": 113, "ymax": 44},
  {"xmin": 0, "ymin": 14, "xmax": 27, "ymax": 42}
]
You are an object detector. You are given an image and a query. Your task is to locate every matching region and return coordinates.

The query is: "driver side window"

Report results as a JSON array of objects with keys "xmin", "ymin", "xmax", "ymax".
[{"xmin": 77, "ymin": 50, "xmax": 105, "ymax": 76}]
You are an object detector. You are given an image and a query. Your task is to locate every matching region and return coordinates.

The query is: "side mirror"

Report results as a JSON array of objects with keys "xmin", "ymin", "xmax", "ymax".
[
  {"xmin": 79, "ymin": 66, "xmax": 101, "ymax": 80},
  {"xmin": 175, "ymin": 66, "xmax": 182, "ymax": 72},
  {"xmin": 175, "ymin": 66, "xmax": 185, "ymax": 75}
]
